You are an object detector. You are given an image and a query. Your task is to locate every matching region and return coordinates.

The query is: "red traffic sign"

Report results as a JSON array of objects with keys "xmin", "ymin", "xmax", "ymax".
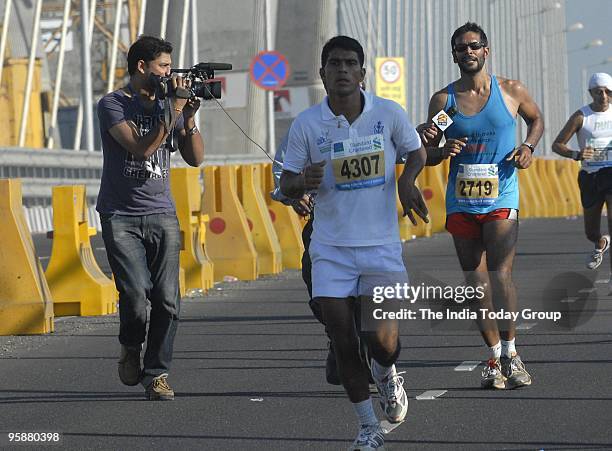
[{"xmin": 250, "ymin": 50, "xmax": 290, "ymax": 91}]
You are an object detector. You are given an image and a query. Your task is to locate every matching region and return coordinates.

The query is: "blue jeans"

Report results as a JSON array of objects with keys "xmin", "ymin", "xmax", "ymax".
[{"xmin": 101, "ymin": 212, "xmax": 181, "ymax": 387}]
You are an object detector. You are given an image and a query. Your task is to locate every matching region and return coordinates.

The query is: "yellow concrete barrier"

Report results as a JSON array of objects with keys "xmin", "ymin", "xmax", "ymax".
[
  {"xmin": 537, "ymin": 159, "xmax": 564, "ymax": 217},
  {"xmin": 170, "ymin": 168, "xmax": 214, "ymax": 293},
  {"xmin": 262, "ymin": 163, "xmax": 304, "ymax": 269},
  {"xmin": 556, "ymin": 160, "xmax": 581, "ymax": 216},
  {"xmin": 0, "ymin": 179, "xmax": 54, "ymax": 335},
  {"xmin": 530, "ymin": 159, "xmax": 552, "ymax": 217},
  {"xmin": 420, "ymin": 164, "xmax": 447, "ymax": 233},
  {"xmin": 238, "ymin": 164, "xmax": 282, "ymax": 275},
  {"xmin": 396, "ymin": 165, "xmax": 431, "ymax": 239},
  {"xmin": 45, "ymin": 186, "xmax": 117, "ymax": 316},
  {"xmin": 202, "ymin": 165, "xmax": 258, "ymax": 281},
  {"xmin": 517, "ymin": 168, "xmax": 538, "ymax": 218},
  {"xmin": 543, "ymin": 159, "xmax": 570, "ymax": 217}
]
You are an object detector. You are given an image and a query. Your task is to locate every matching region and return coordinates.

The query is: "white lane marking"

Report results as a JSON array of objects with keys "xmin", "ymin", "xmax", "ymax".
[
  {"xmin": 250, "ymin": 398, "xmax": 263, "ymax": 402},
  {"xmin": 578, "ymin": 288, "xmax": 597, "ymax": 294},
  {"xmin": 516, "ymin": 322, "xmax": 536, "ymax": 330},
  {"xmin": 560, "ymin": 297, "xmax": 577, "ymax": 303},
  {"xmin": 380, "ymin": 420, "xmax": 403, "ymax": 434},
  {"xmin": 454, "ymin": 361, "xmax": 481, "ymax": 371},
  {"xmin": 95, "ymin": 247, "xmax": 107, "ymax": 252},
  {"xmin": 38, "ymin": 256, "xmax": 50, "ymax": 261},
  {"xmin": 595, "ymin": 279, "xmax": 608, "ymax": 284},
  {"xmin": 416, "ymin": 390, "xmax": 447, "ymax": 400}
]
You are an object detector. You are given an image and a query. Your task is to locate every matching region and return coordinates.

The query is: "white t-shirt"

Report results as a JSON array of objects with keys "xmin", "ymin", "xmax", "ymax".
[
  {"xmin": 578, "ymin": 104, "xmax": 612, "ymax": 174},
  {"xmin": 283, "ymin": 91, "xmax": 421, "ymax": 246}
]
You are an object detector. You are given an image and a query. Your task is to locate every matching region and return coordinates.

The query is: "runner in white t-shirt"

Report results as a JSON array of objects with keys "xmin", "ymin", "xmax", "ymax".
[
  {"xmin": 280, "ymin": 36, "xmax": 428, "ymax": 451},
  {"xmin": 553, "ymin": 73, "xmax": 612, "ymax": 285}
]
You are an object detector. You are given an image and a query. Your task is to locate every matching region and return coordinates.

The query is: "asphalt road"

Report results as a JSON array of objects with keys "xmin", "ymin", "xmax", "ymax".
[{"xmin": 1, "ymin": 217, "xmax": 611, "ymax": 450}]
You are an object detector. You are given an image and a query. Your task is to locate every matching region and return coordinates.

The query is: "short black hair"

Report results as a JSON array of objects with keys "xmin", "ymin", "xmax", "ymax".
[
  {"xmin": 321, "ymin": 35, "xmax": 365, "ymax": 68},
  {"xmin": 451, "ymin": 22, "xmax": 489, "ymax": 51},
  {"xmin": 127, "ymin": 35, "xmax": 173, "ymax": 75}
]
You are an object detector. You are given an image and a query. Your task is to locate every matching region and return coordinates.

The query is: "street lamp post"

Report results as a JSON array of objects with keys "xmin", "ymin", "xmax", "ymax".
[
  {"xmin": 581, "ymin": 57, "xmax": 612, "ymax": 104},
  {"xmin": 541, "ymin": 22, "xmax": 584, "ymax": 153},
  {"xmin": 514, "ymin": 2, "xmax": 562, "ymax": 153}
]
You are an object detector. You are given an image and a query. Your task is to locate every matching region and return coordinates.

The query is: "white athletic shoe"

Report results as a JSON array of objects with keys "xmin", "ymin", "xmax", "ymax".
[
  {"xmin": 374, "ymin": 368, "xmax": 408, "ymax": 423},
  {"xmin": 586, "ymin": 235, "xmax": 610, "ymax": 270},
  {"xmin": 350, "ymin": 423, "xmax": 385, "ymax": 450}
]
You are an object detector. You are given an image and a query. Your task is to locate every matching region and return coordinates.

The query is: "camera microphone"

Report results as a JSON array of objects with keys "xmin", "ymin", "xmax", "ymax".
[{"xmin": 194, "ymin": 62, "xmax": 233, "ymax": 71}]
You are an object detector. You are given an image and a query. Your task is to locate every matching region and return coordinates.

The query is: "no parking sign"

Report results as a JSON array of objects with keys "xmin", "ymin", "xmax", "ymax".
[{"xmin": 250, "ymin": 50, "xmax": 291, "ymax": 91}]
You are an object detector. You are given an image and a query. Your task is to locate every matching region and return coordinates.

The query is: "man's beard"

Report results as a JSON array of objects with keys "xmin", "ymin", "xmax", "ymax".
[{"xmin": 458, "ymin": 56, "xmax": 485, "ymax": 74}]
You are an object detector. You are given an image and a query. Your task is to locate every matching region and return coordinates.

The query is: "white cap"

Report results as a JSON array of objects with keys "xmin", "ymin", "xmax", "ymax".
[{"xmin": 588, "ymin": 72, "xmax": 612, "ymax": 90}]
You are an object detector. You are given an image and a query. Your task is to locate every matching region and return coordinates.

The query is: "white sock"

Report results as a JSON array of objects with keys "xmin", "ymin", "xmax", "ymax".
[
  {"xmin": 353, "ymin": 398, "xmax": 378, "ymax": 427},
  {"xmin": 371, "ymin": 360, "xmax": 395, "ymax": 382},
  {"xmin": 488, "ymin": 341, "xmax": 502, "ymax": 360},
  {"xmin": 501, "ymin": 338, "xmax": 516, "ymax": 358}
]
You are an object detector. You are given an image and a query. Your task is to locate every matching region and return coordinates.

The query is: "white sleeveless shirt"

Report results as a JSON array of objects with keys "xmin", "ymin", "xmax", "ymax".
[{"xmin": 577, "ymin": 104, "xmax": 612, "ymax": 174}]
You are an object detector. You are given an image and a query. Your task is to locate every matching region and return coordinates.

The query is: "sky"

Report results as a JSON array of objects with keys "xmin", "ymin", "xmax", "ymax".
[{"xmin": 565, "ymin": 0, "xmax": 612, "ymax": 112}]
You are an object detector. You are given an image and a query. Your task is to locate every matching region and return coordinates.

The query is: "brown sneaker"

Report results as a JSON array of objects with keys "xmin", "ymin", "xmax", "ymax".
[
  {"xmin": 118, "ymin": 345, "xmax": 142, "ymax": 386},
  {"xmin": 145, "ymin": 374, "xmax": 175, "ymax": 401}
]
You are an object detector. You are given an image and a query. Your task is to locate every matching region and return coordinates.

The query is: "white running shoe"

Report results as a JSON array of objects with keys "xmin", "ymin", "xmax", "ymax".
[
  {"xmin": 586, "ymin": 235, "xmax": 610, "ymax": 270},
  {"xmin": 374, "ymin": 367, "xmax": 408, "ymax": 423},
  {"xmin": 350, "ymin": 423, "xmax": 385, "ymax": 450}
]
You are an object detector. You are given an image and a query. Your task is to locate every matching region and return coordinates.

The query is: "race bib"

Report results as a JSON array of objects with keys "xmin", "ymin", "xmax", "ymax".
[
  {"xmin": 331, "ymin": 134, "xmax": 385, "ymax": 190},
  {"xmin": 583, "ymin": 137, "xmax": 612, "ymax": 168},
  {"xmin": 455, "ymin": 163, "xmax": 499, "ymax": 205}
]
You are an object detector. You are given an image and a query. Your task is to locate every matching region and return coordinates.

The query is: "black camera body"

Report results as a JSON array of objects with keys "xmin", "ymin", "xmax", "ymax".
[{"xmin": 152, "ymin": 62, "xmax": 232, "ymax": 100}]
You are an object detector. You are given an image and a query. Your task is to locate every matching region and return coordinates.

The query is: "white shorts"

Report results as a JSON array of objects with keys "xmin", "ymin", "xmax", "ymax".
[{"xmin": 309, "ymin": 240, "xmax": 409, "ymax": 299}]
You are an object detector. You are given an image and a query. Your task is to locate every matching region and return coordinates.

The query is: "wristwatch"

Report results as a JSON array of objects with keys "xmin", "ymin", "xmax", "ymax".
[
  {"xmin": 521, "ymin": 142, "xmax": 535, "ymax": 153},
  {"xmin": 187, "ymin": 125, "xmax": 199, "ymax": 136}
]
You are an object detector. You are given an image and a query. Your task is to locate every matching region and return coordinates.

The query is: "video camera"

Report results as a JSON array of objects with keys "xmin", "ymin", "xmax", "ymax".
[{"xmin": 151, "ymin": 62, "xmax": 232, "ymax": 100}]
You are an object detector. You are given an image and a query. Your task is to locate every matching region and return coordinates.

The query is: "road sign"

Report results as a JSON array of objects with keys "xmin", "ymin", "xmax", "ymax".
[
  {"xmin": 375, "ymin": 57, "xmax": 406, "ymax": 109},
  {"xmin": 379, "ymin": 59, "xmax": 401, "ymax": 83},
  {"xmin": 250, "ymin": 50, "xmax": 290, "ymax": 90}
]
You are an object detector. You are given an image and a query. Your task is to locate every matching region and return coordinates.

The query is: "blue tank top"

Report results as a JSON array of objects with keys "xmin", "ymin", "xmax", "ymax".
[{"xmin": 444, "ymin": 75, "xmax": 518, "ymax": 214}]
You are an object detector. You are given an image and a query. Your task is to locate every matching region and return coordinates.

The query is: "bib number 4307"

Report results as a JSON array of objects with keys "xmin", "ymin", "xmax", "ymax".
[{"xmin": 340, "ymin": 154, "xmax": 381, "ymax": 179}]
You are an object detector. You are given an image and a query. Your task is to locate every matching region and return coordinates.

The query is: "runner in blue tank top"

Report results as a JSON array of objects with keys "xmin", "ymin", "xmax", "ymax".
[{"xmin": 419, "ymin": 22, "xmax": 544, "ymax": 390}]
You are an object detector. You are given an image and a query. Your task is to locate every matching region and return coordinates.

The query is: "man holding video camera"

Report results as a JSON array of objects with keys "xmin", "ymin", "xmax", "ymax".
[{"xmin": 96, "ymin": 35, "xmax": 204, "ymax": 400}]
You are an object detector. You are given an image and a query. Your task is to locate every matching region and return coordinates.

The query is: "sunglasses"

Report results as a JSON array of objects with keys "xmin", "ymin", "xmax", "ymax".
[{"xmin": 454, "ymin": 41, "xmax": 486, "ymax": 52}]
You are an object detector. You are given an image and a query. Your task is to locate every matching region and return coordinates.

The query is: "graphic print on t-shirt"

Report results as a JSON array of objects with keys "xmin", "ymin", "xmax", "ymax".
[{"xmin": 123, "ymin": 112, "xmax": 170, "ymax": 180}]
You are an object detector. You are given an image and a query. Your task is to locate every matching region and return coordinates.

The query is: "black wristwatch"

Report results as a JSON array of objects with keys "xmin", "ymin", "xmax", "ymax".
[
  {"xmin": 521, "ymin": 142, "xmax": 535, "ymax": 153},
  {"xmin": 187, "ymin": 125, "xmax": 199, "ymax": 136}
]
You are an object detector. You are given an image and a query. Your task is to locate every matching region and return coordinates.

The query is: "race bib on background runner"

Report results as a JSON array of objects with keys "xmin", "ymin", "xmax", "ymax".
[
  {"xmin": 583, "ymin": 137, "xmax": 612, "ymax": 169},
  {"xmin": 332, "ymin": 134, "xmax": 385, "ymax": 190},
  {"xmin": 455, "ymin": 163, "xmax": 499, "ymax": 206}
]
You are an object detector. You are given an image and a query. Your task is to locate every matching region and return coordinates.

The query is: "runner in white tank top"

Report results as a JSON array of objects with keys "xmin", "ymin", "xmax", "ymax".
[{"xmin": 553, "ymin": 72, "xmax": 612, "ymax": 282}]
